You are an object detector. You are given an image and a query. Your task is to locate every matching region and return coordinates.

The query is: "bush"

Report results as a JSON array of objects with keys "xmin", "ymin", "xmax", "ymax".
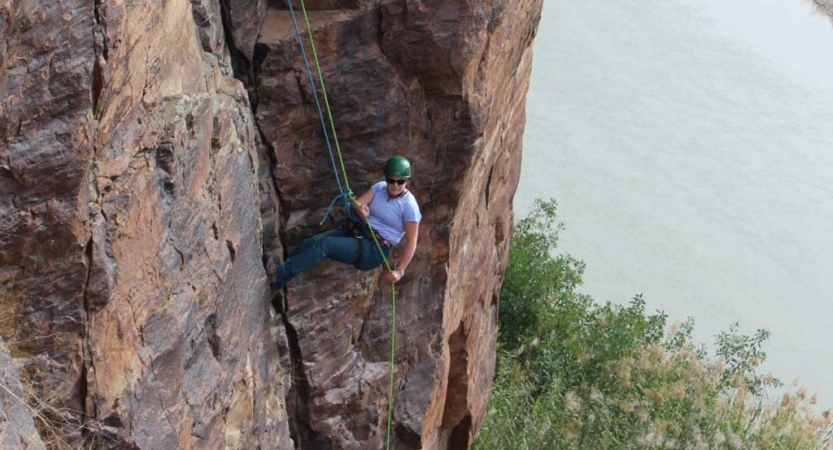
[{"xmin": 474, "ymin": 199, "xmax": 833, "ymax": 450}]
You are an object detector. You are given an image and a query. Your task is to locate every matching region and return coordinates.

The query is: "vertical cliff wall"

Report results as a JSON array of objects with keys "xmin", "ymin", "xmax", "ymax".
[
  {"xmin": 1, "ymin": 0, "xmax": 291, "ymax": 447},
  {"xmin": 0, "ymin": 0, "xmax": 542, "ymax": 447},
  {"xmin": 253, "ymin": 0, "xmax": 541, "ymax": 447}
]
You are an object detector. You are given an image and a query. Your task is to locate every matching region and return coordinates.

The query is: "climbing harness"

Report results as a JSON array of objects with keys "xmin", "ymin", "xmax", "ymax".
[
  {"xmin": 346, "ymin": 221, "xmax": 391, "ymax": 269},
  {"xmin": 345, "ymin": 220, "xmax": 367, "ymax": 268},
  {"xmin": 285, "ymin": 0, "xmax": 399, "ymax": 448}
]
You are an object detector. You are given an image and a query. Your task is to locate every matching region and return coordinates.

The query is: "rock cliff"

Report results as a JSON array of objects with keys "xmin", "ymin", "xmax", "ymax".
[{"xmin": 0, "ymin": 0, "xmax": 541, "ymax": 448}]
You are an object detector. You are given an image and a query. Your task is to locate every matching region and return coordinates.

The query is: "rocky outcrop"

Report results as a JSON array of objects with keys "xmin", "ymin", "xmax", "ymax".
[{"xmin": 1, "ymin": 0, "xmax": 541, "ymax": 447}]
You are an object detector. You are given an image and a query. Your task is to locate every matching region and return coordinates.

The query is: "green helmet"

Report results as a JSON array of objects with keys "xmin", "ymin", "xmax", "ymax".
[{"xmin": 384, "ymin": 156, "xmax": 412, "ymax": 178}]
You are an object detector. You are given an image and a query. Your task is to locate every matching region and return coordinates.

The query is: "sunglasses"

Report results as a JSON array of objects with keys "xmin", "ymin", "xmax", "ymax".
[{"xmin": 386, "ymin": 178, "xmax": 408, "ymax": 185}]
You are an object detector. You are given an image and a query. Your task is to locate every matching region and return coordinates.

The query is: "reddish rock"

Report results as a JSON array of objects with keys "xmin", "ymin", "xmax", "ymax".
[
  {"xmin": 255, "ymin": 0, "xmax": 542, "ymax": 447},
  {"xmin": 222, "ymin": 0, "xmax": 267, "ymax": 63},
  {"xmin": 0, "ymin": 0, "xmax": 96, "ymax": 437},
  {"xmin": 2, "ymin": 0, "xmax": 291, "ymax": 448}
]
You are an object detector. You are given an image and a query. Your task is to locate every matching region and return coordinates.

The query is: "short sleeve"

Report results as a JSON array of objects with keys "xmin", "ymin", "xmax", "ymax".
[
  {"xmin": 403, "ymin": 195, "xmax": 422, "ymax": 223},
  {"xmin": 372, "ymin": 181, "xmax": 386, "ymax": 196}
]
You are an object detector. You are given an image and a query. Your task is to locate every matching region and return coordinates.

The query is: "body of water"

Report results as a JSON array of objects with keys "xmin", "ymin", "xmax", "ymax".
[{"xmin": 516, "ymin": 0, "xmax": 833, "ymax": 406}]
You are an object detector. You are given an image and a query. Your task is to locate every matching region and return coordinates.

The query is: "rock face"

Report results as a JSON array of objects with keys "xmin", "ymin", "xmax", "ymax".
[
  {"xmin": 0, "ymin": 0, "xmax": 541, "ymax": 448},
  {"xmin": 252, "ymin": 0, "xmax": 542, "ymax": 447},
  {"xmin": 1, "ymin": 0, "xmax": 291, "ymax": 448}
]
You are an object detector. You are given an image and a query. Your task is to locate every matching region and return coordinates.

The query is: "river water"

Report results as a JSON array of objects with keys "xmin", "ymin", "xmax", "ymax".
[{"xmin": 515, "ymin": 0, "xmax": 833, "ymax": 406}]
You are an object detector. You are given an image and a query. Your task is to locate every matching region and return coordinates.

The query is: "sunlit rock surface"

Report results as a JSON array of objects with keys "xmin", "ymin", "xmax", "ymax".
[{"xmin": 1, "ymin": 0, "xmax": 290, "ymax": 447}]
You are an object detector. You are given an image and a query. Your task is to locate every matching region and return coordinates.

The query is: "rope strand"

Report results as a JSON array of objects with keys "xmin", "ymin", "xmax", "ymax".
[
  {"xmin": 285, "ymin": 0, "xmax": 345, "ymax": 199},
  {"xmin": 298, "ymin": 0, "xmax": 352, "ymax": 193},
  {"xmin": 286, "ymin": 2, "xmax": 398, "ymax": 448}
]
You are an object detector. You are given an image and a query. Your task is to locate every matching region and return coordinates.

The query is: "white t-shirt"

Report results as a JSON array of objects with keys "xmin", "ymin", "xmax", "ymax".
[{"xmin": 366, "ymin": 181, "xmax": 421, "ymax": 245}]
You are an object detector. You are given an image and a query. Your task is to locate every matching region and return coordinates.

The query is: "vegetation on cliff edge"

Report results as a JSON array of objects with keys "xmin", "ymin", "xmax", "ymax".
[{"xmin": 474, "ymin": 199, "xmax": 833, "ymax": 450}]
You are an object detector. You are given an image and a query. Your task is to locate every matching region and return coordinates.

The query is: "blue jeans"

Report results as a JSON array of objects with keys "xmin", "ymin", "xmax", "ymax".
[{"xmin": 274, "ymin": 226, "xmax": 391, "ymax": 288}]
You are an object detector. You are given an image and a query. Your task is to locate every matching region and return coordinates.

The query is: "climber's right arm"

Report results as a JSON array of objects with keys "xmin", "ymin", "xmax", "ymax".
[{"xmin": 354, "ymin": 189, "xmax": 374, "ymax": 219}]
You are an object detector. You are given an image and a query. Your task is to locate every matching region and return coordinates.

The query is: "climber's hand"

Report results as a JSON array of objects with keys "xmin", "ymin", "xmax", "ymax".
[
  {"xmin": 384, "ymin": 269, "xmax": 403, "ymax": 284},
  {"xmin": 356, "ymin": 203, "xmax": 370, "ymax": 219}
]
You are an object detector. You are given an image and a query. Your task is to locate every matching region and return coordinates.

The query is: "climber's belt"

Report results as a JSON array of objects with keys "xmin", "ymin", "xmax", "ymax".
[
  {"xmin": 348, "ymin": 222, "xmax": 390, "ymax": 268},
  {"xmin": 367, "ymin": 227, "xmax": 389, "ymax": 248}
]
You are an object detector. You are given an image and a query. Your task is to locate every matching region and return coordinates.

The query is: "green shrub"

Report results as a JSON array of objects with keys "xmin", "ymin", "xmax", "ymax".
[{"xmin": 474, "ymin": 199, "xmax": 832, "ymax": 450}]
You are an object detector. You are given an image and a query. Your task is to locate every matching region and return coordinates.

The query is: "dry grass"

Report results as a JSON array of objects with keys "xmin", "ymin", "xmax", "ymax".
[
  {"xmin": 0, "ymin": 360, "xmax": 107, "ymax": 449},
  {"xmin": 1, "ymin": 271, "xmax": 100, "ymax": 450},
  {"xmin": 3, "ymin": 372, "xmax": 107, "ymax": 449}
]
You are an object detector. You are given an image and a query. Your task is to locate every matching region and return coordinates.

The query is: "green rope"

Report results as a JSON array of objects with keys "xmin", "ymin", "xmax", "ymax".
[
  {"xmin": 387, "ymin": 284, "xmax": 396, "ymax": 449},
  {"xmin": 294, "ymin": 2, "xmax": 398, "ymax": 447},
  {"xmin": 359, "ymin": 216, "xmax": 397, "ymax": 450},
  {"xmin": 298, "ymin": 0, "xmax": 352, "ymax": 195}
]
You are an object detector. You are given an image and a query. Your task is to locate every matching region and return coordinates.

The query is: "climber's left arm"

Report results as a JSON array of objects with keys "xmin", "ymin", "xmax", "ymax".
[{"xmin": 386, "ymin": 221, "xmax": 419, "ymax": 283}]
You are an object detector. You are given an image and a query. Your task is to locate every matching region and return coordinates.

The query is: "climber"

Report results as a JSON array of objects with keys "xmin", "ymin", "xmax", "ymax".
[{"xmin": 271, "ymin": 156, "xmax": 421, "ymax": 288}]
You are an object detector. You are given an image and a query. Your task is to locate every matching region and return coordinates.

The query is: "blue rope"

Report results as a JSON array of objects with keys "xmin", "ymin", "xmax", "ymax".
[
  {"xmin": 320, "ymin": 195, "xmax": 340, "ymax": 225},
  {"xmin": 285, "ymin": 0, "xmax": 352, "ymax": 220},
  {"xmin": 285, "ymin": 5, "xmax": 399, "ymax": 448}
]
